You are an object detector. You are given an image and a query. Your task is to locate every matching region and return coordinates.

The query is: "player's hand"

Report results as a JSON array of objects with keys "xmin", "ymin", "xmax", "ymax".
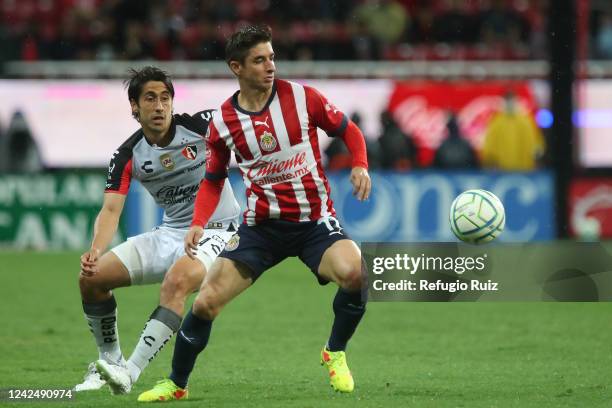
[
  {"xmin": 80, "ymin": 248, "xmax": 101, "ymax": 277},
  {"xmin": 185, "ymin": 225, "xmax": 204, "ymax": 259},
  {"xmin": 350, "ymin": 166, "xmax": 371, "ymax": 201}
]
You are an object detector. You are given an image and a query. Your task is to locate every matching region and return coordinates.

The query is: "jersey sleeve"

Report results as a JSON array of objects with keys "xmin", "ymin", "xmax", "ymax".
[
  {"xmin": 204, "ymin": 121, "xmax": 231, "ymax": 181},
  {"xmin": 175, "ymin": 109, "xmax": 216, "ymax": 137},
  {"xmin": 104, "ymin": 146, "xmax": 133, "ymax": 195},
  {"xmin": 340, "ymin": 120, "xmax": 369, "ymax": 169},
  {"xmin": 304, "ymin": 85, "xmax": 348, "ymax": 137}
]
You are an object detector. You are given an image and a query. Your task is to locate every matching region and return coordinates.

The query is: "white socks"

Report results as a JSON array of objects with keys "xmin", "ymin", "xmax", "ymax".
[
  {"xmin": 127, "ymin": 306, "xmax": 182, "ymax": 383},
  {"xmin": 82, "ymin": 295, "xmax": 123, "ymax": 363}
]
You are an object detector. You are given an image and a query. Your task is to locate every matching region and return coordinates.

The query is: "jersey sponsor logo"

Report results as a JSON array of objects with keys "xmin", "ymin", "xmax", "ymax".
[
  {"xmin": 181, "ymin": 144, "xmax": 198, "ymax": 160},
  {"xmin": 141, "ymin": 160, "xmax": 154, "ymax": 174},
  {"xmin": 156, "ymin": 183, "xmax": 199, "ymax": 204},
  {"xmin": 254, "ymin": 116, "xmax": 270, "ymax": 129},
  {"xmin": 141, "ymin": 161, "xmax": 204, "ymax": 184},
  {"xmin": 159, "ymin": 153, "xmax": 175, "ymax": 170},
  {"xmin": 259, "ymin": 131, "xmax": 277, "ymax": 152},
  {"xmin": 247, "ymin": 151, "xmax": 308, "ymax": 185},
  {"xmin": 224, "ymin": 234, "xmax": 240, "ymax": 251}
]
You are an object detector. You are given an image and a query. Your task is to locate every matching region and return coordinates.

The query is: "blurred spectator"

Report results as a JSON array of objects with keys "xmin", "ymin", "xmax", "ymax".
[
  {"xmin": 524, "ymin": 0, "xmax": 548, "ymax": 59},
  {"xmin": 406, "ymin": 0, "xmax": 435, "ymax": 44},
  {"xmin": 354, "ymin": 0, "xmax": 408, "ymax": 44},
  {"xmin": 4, "ymin": 111, "xmax": 43, "ymax": 173},
  {"xmin": 479, "ymin": 0, "xmax": 529, "ymax": 58},
  {"xmin": 595, "ymin": 12, "xmax": 612, "ymax": 59},
  {"xmin": 481, "ymin": 91, "xmax": 545, "ymax": 171},
  {"xmin": 433, "ymin": 112, "xmax": 479, "ymax": 169},
  {"xmin": 378, "ymin": 110, "xmax": 417, "ymax": 170},
  {"xmin": 351, "ymin": 19, "xmax": 380, "ymax": 60},
  {"xmin": 432, "ymin": 0, "xmax": 476, "ymax": 44},
  {"xmin": 0, "ymin": 0, "xmax": 546, "ymax": 62}
]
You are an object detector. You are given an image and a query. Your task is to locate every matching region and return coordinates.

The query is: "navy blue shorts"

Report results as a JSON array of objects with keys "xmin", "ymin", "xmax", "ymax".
[{"xmin": 218, "ymin": 217, "xmax": 350, "ymax": 285}]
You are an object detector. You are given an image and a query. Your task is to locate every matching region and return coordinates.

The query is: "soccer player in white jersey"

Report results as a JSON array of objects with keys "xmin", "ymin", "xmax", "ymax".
[
  {"xmin": 138, "ymin": 26, "xmax": 371, "ymax": 402},
  {"xmin": 74, "ymin": 66, "xmax": 240, "ymax": 395}
]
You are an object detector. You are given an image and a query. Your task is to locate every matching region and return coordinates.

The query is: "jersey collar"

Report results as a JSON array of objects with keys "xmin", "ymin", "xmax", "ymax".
[{"xmin": 231, "ymin": 80, "xmax": 277, "ymax": 116}]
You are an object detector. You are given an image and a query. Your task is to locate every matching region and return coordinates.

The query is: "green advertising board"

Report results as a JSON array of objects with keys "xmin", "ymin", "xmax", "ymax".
[{"xmin": 0, "ymin": 171, "xmax": 126, "ymax": 250}]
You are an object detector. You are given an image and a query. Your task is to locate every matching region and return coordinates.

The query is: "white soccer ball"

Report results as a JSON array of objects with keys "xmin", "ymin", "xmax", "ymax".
[{"xmin": 449, "ymin": 189, "xmax": 505, "ymax": 244}]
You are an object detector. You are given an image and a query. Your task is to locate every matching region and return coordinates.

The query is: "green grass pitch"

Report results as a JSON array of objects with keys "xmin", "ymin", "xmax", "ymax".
[{"xmin": 1, "ymin": 251, "xmax": 611, "ymax": 407}]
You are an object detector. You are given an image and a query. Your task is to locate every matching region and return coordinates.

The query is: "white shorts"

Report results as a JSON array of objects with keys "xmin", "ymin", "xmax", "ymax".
[{"xmin": 111, "ymin": 225, "xmax": 237, "ymax": 285}]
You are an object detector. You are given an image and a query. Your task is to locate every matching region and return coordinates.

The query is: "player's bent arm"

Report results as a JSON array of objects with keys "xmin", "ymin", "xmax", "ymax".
[
  {"xmin": 339, "ymin": 121, "xmax": 371, "ymax": 201},
  {"xmin": 192, "ymin": 177, "xmax": 224, "ymax": 227},
  {"xmin": 339, "ymin": 120, "xmax": 368, "ymax": 169},
  {"xmin": 185, "ymin": 177, "xmax": 225, "ymax": 259},
  {"xmin": 90, "ymin": 192, "xmax": 126, "ymax": 254}
]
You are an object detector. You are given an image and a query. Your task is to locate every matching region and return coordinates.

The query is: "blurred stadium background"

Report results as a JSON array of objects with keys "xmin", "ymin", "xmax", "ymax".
[
  {"xmin": 2, "ymin": 0, "xmax": 612, "ymax": 247},
  {"xmin": 2, "ymin": 1, "xmax": 612, "ymax": 407}
]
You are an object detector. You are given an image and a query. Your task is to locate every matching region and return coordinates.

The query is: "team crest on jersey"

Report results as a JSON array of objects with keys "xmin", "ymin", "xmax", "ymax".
[
  {"xmin": 181, "ymin": 144, "xmax": 198, "ymax": 160},
  {"xmin": 160, "ymin": 153, "xmax": 175, "ymax": 170},
  {"xmin": 224, "ymin": 234, "xmax": 240, "ymax": 251},
  {"xmin": 259, "ymin": 131, "xmax": 277, "ymax": 152}
]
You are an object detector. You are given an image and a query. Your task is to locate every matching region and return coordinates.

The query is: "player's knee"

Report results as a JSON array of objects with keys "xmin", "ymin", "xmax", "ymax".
[
  {"xmin": 335, "ymin": 263, "xmax": 363, "ymax": 291},
  {"xmin": 161, "ymin": 270, "xmax": 193, "ymax": 300},
  {"xmin": 79, "ymin": 274, "xmax": 113, "ymax": 299},
  {"xmin": 78, "ymin": 273, "xmax": 99, "ymax": 296},
  {"xmin": 191, "ymin": 288, "xmax": 222, "ymax": 320}
]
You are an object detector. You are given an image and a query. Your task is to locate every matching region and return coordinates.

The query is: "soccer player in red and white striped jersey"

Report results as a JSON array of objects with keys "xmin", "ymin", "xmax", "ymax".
[
  {"xmin": 138, "ymin": 25, "xmax": 371, "ymax": 401},
  {"xmin": 203, "ymin": 75, "xmax": 366, "ymax": 225}
]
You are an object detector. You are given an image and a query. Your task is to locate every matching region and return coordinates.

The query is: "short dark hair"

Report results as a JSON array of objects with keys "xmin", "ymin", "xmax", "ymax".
[
  {"xmin": 225, "ymin": 24, "xmax": 272, "ymax": 65},
  {"xmin": 124, "ymin": 66, "xmax": 175, "ymax": 103}
]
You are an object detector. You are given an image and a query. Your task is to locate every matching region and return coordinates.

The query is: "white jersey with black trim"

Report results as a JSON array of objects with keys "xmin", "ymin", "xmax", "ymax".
[{"xmin": 105, "ymin": 110, "xmax": 240, "ymax": 229}]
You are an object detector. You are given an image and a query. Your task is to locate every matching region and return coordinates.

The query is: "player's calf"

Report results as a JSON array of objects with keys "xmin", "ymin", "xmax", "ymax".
[
  {"xmin": 159, "ymin": 256, "xmax": 206, "ymax": 316},
  {"xmin": 77, "ymin": 252, "xmax": 131, "ymax": 375},
  {"xmin": 191, "ymin": 287, "xmax": 224, "ymax": 320},
  {"xmin": 190, "ymin": 258, "xmax": 251, "ymax": 320},
  {"xmin": 125, "ymin": 305, "xmax": 182, "ymax": 385}
]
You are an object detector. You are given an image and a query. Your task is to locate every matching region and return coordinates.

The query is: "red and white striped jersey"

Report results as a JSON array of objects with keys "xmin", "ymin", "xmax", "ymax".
[{"xmin": 205, "ymin": 79, "xmax": 349, "ymax": 225}]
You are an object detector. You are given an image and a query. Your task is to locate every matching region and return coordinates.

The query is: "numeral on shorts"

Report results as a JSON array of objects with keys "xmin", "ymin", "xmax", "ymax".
[{"xmin": 320, "ymin": 217, "xmax": 343, "ymax": 236}]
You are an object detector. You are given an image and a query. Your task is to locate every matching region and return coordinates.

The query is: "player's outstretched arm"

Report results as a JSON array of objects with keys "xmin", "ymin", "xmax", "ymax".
[{"xmin": 81, "ymin": 193, "xmax": 126, "ymax": 276}]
